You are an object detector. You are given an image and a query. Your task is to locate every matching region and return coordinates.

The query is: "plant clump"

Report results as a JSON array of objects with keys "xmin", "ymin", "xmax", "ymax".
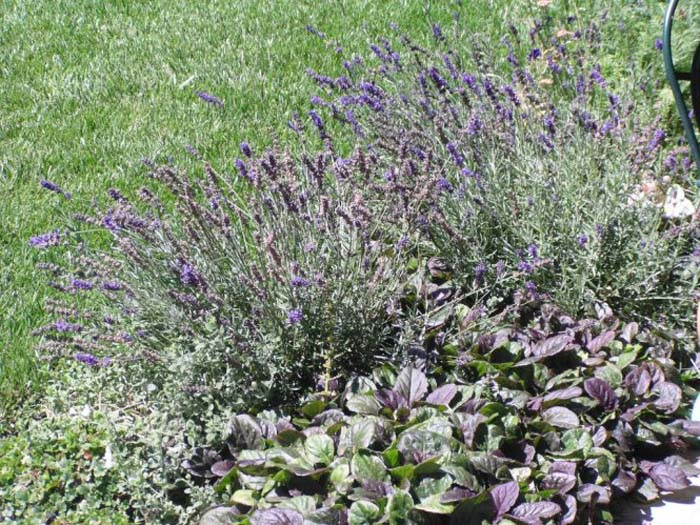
[
  {"xmin": 32, "ymin": 136, "xmax": 418, "ymax": 412},
  {"xmin": 188, "ymin": 301, "xmax": 700, "ymax": 525},
  {"xmin": 312, "ymin": 14, "xmax": 700, "ymax": 327}
]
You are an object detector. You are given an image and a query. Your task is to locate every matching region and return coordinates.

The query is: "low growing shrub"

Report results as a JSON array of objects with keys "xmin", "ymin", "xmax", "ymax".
[
  {"xmin": 312, "ymin": 14, "xmax": 700, "ymax": 328},
  {"xmin": 32, "ymin": 138, "xmax": 415, "ymax": 412}
]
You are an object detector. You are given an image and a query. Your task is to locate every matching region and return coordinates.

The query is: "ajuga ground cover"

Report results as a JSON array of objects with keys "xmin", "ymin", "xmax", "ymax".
[
  {"xmin": 189, "ymin": 299, "xmax": 700, "ymax": 525},
  {"xmin": 5, "ymin": 2, "xmax": 700, "ymax": 525}
]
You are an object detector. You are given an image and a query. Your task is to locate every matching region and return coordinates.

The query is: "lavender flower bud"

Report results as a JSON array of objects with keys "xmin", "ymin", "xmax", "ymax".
[
  {"xmin": 435, "ymin": 178, "xmax": 453, "ymax": 193},
  {"xmin": 55, "ymin": 319, "xmax": 82, "ymax": 333},
  {"xmin": 305, "ymin": 24, "xmax": 325, "ymax": 39},
  {"xmin": 195, "ymin": 90, "xmax": 224, "ymax": 108},
  {"xmin": 432, "ymin": 23, "xmax": 445, "ymax": 42},
  {"xmin": 287, "ymin": 308, "xmax": 303, "ymax": 324},
  {"xmin": 647, "ymin": 129, "xmax": 665, "ymax": 151},
  {"xmin": 239, "ymin": 142, "xmax": 252, "ymax": 158},
  {"xmin": 474, "ymin": 262, "xmax": 486, "ymax": 283},
  {"xmin": 527, "ymin": 48, "xmax": 542, "ymax": 61},
  {"xmin": 41, "ymin": 179, "xmax": 71, "ymax": 199},
  {"xmin": 71, "ymin": 279, "xmax": 93, "ymax": 290}
]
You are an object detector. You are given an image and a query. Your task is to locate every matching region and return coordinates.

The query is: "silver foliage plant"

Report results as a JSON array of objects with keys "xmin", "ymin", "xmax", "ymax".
[{"xmin": 34, "ymin": 138, "xmax": 415, "ymax": 410}]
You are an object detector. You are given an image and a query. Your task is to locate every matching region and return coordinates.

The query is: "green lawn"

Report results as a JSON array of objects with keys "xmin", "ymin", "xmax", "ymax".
[{"xmin": 1, "ymin": 0, "xmax": 533, "ymax": 406}]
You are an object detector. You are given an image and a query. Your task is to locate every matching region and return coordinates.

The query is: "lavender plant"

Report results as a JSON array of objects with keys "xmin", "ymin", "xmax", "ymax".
[
  {"xmin": 313, "ymin": 17, "xmax": 700, "ymax": 329},
  {"xmin": 33, "ymin": 137, "xmax": 414, "ymax": 411}
]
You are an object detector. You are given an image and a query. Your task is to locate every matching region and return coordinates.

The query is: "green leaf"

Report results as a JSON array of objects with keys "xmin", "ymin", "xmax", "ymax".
[
  {"xmin": 397, "ymin": 429, "xmax": 452, "ymax": 463},
  {"xmin": 351, "ymin": 451, "xmax": 389, "ymax": 482},
  {"xmin": 301, "ymin": 400, "xmax": 327, "ymax": 419},
  {"xmin": 389, "ymin": 490, "xmax": 414, "ymax": 525},
  {"xmin": 278, "ymin": 495, "xmax": 317, "ymax": 516},
  {"xmin": 389, "ymin": 464, "xmax": 416, "ymax": 481},
  {"xmin": 542, "ymin": 407, "xmax": 580, "ymax": 429},
  {"xmin": 637, "ymin": 478, "xmax": 660, "ymax": 502},
  {"xmin": 441, "ymin": 464, "xmax": 481, "ymax": 491},
  {"xmin": 305, "ymin": 434, "xmax": 335, "ymax": 466},
  {"xmin": 338, "ymin": 419, "xmax": 375, "ymax": 455},
  {"xmin": 230, "ymin": 489, "xmax": 258, "ymax": 507},
  {"xmin": 450, "ymin": 491, "xmax": 494, "ymax": 525},
  {"xmin": 414, "ymin": 494, "xmax": 454, "ymax": 514},
  {"xmin": 345, "ymin": 394, "xmax": 381, "ymax": 415},
  {"xmin": 383, "ymin": 448, "xmax": 401, "ymax": 468},
  {"xmin": 594, "ymin": 364, "xmax": 623, "ymax": 387},
  {"xmin": 348, "ymin": 501, "xmax": 381, "ymax": 525},
  {"xmin": 615, "ymin": 349, "xmax": 638, "ymax": 371},
  {"xmin": 561, "ymin": 428, "xmax": 593, "ymax": 458},
  {"xmin": 277, "ymin": 429, "xmax": 306, "ymax": 446},
  {"xmin": 329, "ymin": 461, "xmax": 352, "ymax": 494},
  {"xmin": 414, "ymin": 475, "xmax": 453, "ymax": 500},
  {"xmin": 213, "ymin": 466, "xmax": 240, "ymax": 494},
  {"xmin": 414, "ymin": 458, "xmax": 442, "ymax": 476}
]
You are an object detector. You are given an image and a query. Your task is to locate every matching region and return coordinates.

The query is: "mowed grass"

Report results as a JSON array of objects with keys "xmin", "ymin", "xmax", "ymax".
[{"xmin": 1, "ymin": 0, "xmax": 535, "ymax": 406}]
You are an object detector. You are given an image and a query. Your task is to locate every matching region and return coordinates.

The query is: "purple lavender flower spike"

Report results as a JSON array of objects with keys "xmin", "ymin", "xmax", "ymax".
[
  {"xmin": 647, "ymin": 129, "xmax": 665, "ymax": 151},
  {"xmin": 55, "ymin": 319, "xmax": 82, "ymax": 333},
  {"xmin": 75, "ymin": 352, "xmax": 100, "ymax": 366},
  {"xmin": 527, "ymin": 48, "xmax": 542, "ymax": 61},
  {"xmin": 577, "ymin": 234, "xmax": 588, "ymax": 248},
  {"xmin": 101, "ymin": 281, "xmax": 122, "ymax": 291},
  {"xmin": 517, "ymin": 261, "xmax": 534, "ymax": 274},
  {"xmin": 40, "ymin": 179, "xmax": 71, "ymax": 198},
  {"xmin": 305, "ymin": 24, "xmax": 325, "ymax": 39},
  {"xmin": 528, "ymin": 244, "xmax": 539, "ymax": 259},
  {"xmin": 432, "ymin": 23, "xmax": 445, "ymax": 42},
  {"xmin": 29, "ymin": 230, "xmax": 61, "ymax": 249},
  {"xmin": 308, "ymin": 110, "xmax": 325, "ymax": 133},
  {"xmin": 436, "ymin": 178, "xmax": 453, "ymax": 193},
  {"xmin": 290, "ymin": 276, "xmax": 311, "ymax": 288},
  {"xmin": 184, "ymin": 144, "xmax": 201, "ymax": 159},
  {"xmin": 71, "ymin": 279, "xmax": 93, "ymax": 290},
  {"xmin": 537, "ymin": 133, "xmax": 554, "ymax": 151},
  {"xmin": 474, "ymin": 262, "xmax": 486, "ymax": 283},
  {"xmin": 195, "ymin": 90, "xmax": 224, "ymax": 108},
  {"xmin": 180, "ymin": 263, "xmax": 200, "ymax": 286},
  {"xmin": 655, "ymin": 38, "xmax": 663, "ymax": 51},
  {"xmin": 428, "ymin": 67, "xmax": 448, "ymax": 91},
  {"xmin": 590, "ymin": 66, "xmax": 606, "ymax": 87},
  {"xmin": 446, "ymin": 143, "xmax": 464, "ymax": 167},
  {"xmin": 547, "ymin": 56, "xmax": 562, "ymax": 74},
  {"xmin": 40, "ymin": 179, "xmax": 62, "ymax": 193},
  {"xmin": 287, "ymin": 308, "xmax": 303, "ymax": 324},
  {"xmin": 467, "ymin": 116, "xmax": 483, "ymax": 136},
  {"xmin": 240, "ymin": 142, "xmax": 252, "ymax": 158},
  {"xmin": 525, "ymin": 281, "xmax": 538, "ymax": 296}
]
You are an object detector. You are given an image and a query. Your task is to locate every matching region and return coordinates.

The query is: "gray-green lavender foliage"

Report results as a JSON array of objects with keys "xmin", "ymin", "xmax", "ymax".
[
  {"xmin": 316, "ymin": 15, "xmax": 700, "ymax": 329},
  {"xmin": 33, "ymin": 140, "xmax": 414, "ymax": 413}
]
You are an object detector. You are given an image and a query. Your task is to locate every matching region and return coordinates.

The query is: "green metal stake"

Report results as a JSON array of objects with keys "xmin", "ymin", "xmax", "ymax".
[{"xmin": 663, "ymin": 0, "xmax": 700, "ymax": 176}]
